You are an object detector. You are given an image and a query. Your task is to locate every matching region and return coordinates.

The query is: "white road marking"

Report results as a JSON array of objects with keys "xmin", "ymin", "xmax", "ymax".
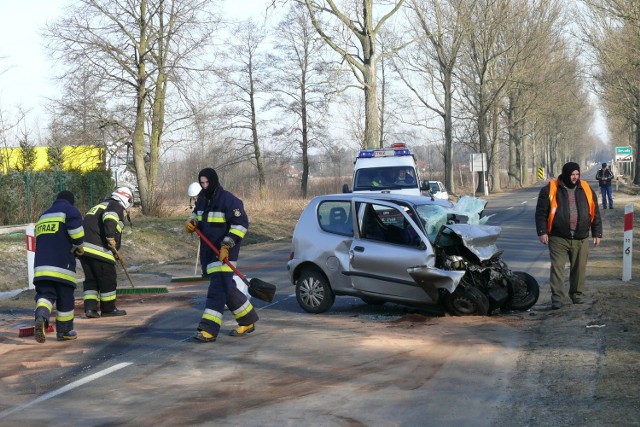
[{"xmin": 0, "ymin": 362, "xmax": 133, "ymax": 419}]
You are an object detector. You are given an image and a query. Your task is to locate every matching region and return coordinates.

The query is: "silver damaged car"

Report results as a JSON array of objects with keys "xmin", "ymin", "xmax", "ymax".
[{"xmin": 287, "ymin": 193, "xmax": 539, "ymax": 316}]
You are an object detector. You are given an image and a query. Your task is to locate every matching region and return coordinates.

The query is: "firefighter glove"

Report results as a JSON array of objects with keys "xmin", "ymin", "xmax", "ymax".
[
  {"xmin": 221, "ymin": 236, "xmax": 235, "ymax": 248},
  {"xmin": 106, "ymin": 237, "xmax": 117, "ymax": 252},
  {"xmin": 185, "ymin": 219, "xmax": 197, "ymax": 234},
  {"xmin": 219, "ymin": 245, "xmax": 230, "ymax": 262}
]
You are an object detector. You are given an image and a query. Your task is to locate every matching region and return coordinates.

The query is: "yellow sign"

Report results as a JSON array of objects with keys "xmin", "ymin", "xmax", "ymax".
[
  {"xmin": 537, "ymin": 167, "xmax": 544, "ymax": 180},
  {"xmin": 0, "ymin": 145, "xmax": 104, "ymax": 174}
]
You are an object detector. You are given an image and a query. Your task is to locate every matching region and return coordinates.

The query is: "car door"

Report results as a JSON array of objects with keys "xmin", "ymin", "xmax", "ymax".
[{"xmin": 347, "ymin": 199, "xmax": 435, "ymax": 300}]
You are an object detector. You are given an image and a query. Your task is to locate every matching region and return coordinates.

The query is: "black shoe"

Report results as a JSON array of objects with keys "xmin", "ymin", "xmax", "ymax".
[
  {"xmin": 57, "ymin": 330, "xmax": 78, "ymax": 341},
  {"xmin": 603, "ymin": 206, "xmax": 607, "ymax": 209},
  {"xmin": 551, "ymin": 301, "xmax": 562, "ymax": 310},
  {"xmin": 571, "ymin": 295, "xmax": 585, "ymax": 304},
  {"xmin": 85, "ymin": 310, "xmax": 101, "ymax": 318},
  {"xmin": 101, "ymin": 308, "xmax": 127, "ymax": 317},
  {"xmin": 34, "ymin": 316, "xmax": 46, "ymax": 343}
]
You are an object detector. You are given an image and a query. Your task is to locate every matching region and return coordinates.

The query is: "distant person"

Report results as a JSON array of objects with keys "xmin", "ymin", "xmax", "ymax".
[
  {"xmin": 185, "ymin": 168, "xmax": 258, "ymax": 343},
  {"xmin": 80, "ymin": 187, "xmax": 134, "ymax": 318},
  {"xmin": 535, "ymin": 162, "xmax": 602, "ymax": 310},
  {"xmin": 33, "ymin": 191, "xmax": 85, "ymax": 343},
  {"xmin": 395, "ymin": 168, "xmax": 416, "ymax": 185},
  {"xmin": 595, "ymin": 162, "xmax": 614, "ymax": 209}
]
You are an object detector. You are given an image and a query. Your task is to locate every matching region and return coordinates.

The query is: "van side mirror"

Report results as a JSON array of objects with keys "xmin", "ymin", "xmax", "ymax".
[
  {"xmin": 420, "ymin": 180, "xmax": 429, "ymax": 192},
  {"xmin": 342, "ymin": 183, "xmax": 351, "ymax": 193}
]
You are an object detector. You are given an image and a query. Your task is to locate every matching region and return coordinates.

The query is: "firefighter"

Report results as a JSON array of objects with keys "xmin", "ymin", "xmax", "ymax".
[
  {"xmin": 80, "ymin": 187, "xmax": 133, "ymax": 318},
  {"xmin": 33, "ymin": 190, "xmax": 85, "ymax": 343},
  {"xmin": 185, "ymin": 168, "xmax": 258, "ymax": 342}
]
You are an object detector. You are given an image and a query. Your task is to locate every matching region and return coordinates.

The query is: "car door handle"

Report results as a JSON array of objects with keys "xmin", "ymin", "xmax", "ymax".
[{"xmin": 353, "ymin": 246, "xmax": 365, "ymax": 252}]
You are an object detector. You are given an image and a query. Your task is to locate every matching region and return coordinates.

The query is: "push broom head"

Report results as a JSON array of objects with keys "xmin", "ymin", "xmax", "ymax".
[{"xmin": 248, "ymin": 278, "xmax": 276, "ymax": 303}]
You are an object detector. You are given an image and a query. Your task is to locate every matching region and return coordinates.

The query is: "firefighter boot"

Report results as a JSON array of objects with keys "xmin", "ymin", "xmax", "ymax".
[
  {"xmin": 57, "ymin": 330, "xmax": 78, "ymax": 341},
  {"xmin": 34, "ymin": 316, "xmax": 47, "ymax": 344},
  {"xmin": 193, "ymin": 330, "xmax": 216, "ymax": 343},
  {"xmin": 229, "ymin": 324, "xmax": 255, "ymax": 337},
  {"xmin": 101, "ymin": 308, "xmax": 127, "ymax": 317}
]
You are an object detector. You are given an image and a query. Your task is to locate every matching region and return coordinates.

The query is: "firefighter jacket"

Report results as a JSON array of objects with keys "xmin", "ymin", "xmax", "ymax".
[
  {"xmin": 535, "ymin": 178, "xmax": 602, "ymax": 240},
  {"xmin": 33, "ymin": 198, "xmax": 85, "ymax": 287},
  {"xmin": 82, "ymin": 198, "xmax": 126, "ymax": 264},
  {"xmin": 188, "ymin": 185, "xmax": 249, "ymax": 263}
]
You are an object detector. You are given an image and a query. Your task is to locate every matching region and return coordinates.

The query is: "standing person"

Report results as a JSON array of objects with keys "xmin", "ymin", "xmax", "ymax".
[
  {"xmin": 184, "ymin": 168, "xmax": 258, "ymax": 343},
  {"xmin": 80, "ymin": 187, "xmax": 133, "ymax": 318},
  {"xmin": 33, "ymin": 191, "xmax": 85, "ymax": 343},
  {"xmin": 595, "ymin": 162, "xmax": 614, "ymax": 209},
  {"xmin": 535, "ymin": 162, "xmax": 602, "ymax": 310}
]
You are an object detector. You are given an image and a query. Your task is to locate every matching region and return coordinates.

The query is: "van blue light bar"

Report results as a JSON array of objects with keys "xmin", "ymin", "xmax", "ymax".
[{"xmin": 357, "ymin": 146, "xmax": 411, "ymax": 158}]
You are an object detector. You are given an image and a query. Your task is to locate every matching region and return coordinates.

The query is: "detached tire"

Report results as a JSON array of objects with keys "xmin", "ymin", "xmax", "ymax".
[
  {"xmin": 445, "ymin": 286, "xmax": 490, "ymax": 316},
  {"xmin": 296, "ymin": 269, "xmax": 335, "ymax": 313},
  {"xmin": 505, "ymin": 271, "xmax": 539, "ymax": 311}
]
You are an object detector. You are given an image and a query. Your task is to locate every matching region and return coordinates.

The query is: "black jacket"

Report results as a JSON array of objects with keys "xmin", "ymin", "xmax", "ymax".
[
  {"xmin": 81, "ymin": 198, "xmax": 126, "ymax": 264},
  {"xmin": 535, "ymin": 179, "xmax": 602, "ymax": 239}
]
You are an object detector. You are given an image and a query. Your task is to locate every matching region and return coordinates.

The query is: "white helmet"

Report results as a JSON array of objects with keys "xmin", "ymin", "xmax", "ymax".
[
  {"xmin": 112, "ymin": 187, "xmax": 134, "ymax": 209},
  {"xmin": 187, "ymin": 182, "xmax": 201, "ymax": 197}
]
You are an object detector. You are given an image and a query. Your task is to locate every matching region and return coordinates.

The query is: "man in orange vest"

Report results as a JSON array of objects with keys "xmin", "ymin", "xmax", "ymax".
[{"xmin": 535, "ymin": 162, "xmax": 602, "ymax": 310}]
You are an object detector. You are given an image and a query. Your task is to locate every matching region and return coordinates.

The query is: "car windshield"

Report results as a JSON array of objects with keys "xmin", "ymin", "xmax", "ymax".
[
  {"xmin": 414, "ymin": 196, "xmax": 489, "ymax": 242},
  {"xmin": 354, "ymin": 167, "xmax": 418, "ymax": 191}
]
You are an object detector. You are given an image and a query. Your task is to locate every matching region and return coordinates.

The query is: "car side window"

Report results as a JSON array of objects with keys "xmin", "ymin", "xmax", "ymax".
[
  {"xmin": 358, "ymin": 202, "xmax": 421, "ymax": 247},
  {"xmin": 318, "ymin": 201, "xmax": 353, "ymax": 236}
]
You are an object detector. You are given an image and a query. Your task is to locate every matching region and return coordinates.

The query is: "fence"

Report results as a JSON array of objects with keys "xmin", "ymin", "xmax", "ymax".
[{"xmin": 0, "ymin": 170, "xmax": 114, "ymax": 225}]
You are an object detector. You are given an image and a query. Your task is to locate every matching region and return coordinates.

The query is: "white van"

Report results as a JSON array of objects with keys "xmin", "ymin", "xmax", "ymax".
[{"xmin": 343, "ymin": 143, "xmax": 424, "ymax": 196}]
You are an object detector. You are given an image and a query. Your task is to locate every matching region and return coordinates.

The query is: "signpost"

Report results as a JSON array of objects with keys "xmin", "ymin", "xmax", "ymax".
[
  {"xmin": 615, "ymin": 146, "xmax": 633, "ymax": 163},
  {"xmin": 622, "ymin": 204, "xmax": 634, "ymax": 282},
  {"xmin": 470, "ymin": 153, "xmax": 488, "ymax": 196}
]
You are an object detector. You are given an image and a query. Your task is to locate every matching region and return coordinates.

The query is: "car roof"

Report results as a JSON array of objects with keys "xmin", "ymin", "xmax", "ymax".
[{"xmin": 311, "ymin": 192, "xmax": 452, "ymax": 207}]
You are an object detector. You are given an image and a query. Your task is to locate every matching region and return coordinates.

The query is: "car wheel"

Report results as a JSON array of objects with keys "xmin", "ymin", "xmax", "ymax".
[
  {"xmin": 296, "ymin": 269, "xmax": 335, "ymax": 314},
  {"xmin": 360, "ymin": 297, "xmax": 385, "ymax": 306},
  {"xmin": 504, "ymin": 271, "xmax": 539, "ymax": 311},
  {"xmin": 445, "ymin": 286, "xmax": 490, "ymax": 316}
]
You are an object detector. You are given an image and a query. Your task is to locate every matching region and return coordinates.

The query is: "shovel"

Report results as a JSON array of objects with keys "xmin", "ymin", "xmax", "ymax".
[{"xmin": 194, "ymin": 227, "xmax": 276, "ymax": 303}]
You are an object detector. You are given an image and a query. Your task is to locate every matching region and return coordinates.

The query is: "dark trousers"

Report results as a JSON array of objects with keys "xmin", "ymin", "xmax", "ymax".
[
  {"xmin": 34, "ymin": 280, "xmax": 76, "ymax": 333},
  {"xmin": 80, "ymin": 257, "xmax": 118, "ymax": 313},
  {"xmin": 198, "ymin": 271, "xmax": 258, "ymax": 336},
  {"xmin": 600, "ymin": 185, "xmax": 613, "ymax": 208}
]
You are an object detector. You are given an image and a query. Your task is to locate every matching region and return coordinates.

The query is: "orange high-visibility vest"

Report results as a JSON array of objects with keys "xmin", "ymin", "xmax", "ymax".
[{"xmin": 547, "ymin": 179, "xmax": 595, "ymax": 234}]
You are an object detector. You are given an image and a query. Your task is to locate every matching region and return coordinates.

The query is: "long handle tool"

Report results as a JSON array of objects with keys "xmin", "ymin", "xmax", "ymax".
[
  {"xmin": 194, "ymin": 227, "xmax": 276, "ymax": 303},
  {"xmin": 111, "ymin": 247, "xmax": 135, "ymax": 288}
]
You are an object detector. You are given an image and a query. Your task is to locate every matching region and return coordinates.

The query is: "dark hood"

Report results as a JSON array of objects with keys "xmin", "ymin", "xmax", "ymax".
[
  {"xmin": 198, "ymin": 168, "xmax": 219, "ymax": 199},
  {"xmin": 560, "ymin": 162, "xmax": 580, "ymax": 189}
]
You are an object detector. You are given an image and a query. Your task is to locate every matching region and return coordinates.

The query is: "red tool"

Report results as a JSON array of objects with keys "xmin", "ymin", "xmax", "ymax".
[
  {"xmin": 18, "ymin": 324, "xmax": 54, "ymax": 338},
  {"xmin": 194, "ymin": 227, "xmax": 276, "ymax": 303}
]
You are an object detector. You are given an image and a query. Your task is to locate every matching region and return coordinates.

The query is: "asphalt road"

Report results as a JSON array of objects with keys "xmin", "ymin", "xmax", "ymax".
[{"xmin": 0, "ymin": 189, "xmax": 552, "ymax": 427}]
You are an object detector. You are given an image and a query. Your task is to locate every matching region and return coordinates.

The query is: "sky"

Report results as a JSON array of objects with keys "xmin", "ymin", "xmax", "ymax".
[
  {"xmin": 0, "ymin": 0, "xmax": 69, "ymax": 131},
  {"xmin": 0, "ymin": 0, "xmax": 270, "ymax": 137},
  {"xmin": 0, "ymin": 0, "xmax": 611, "ymax": 145}
]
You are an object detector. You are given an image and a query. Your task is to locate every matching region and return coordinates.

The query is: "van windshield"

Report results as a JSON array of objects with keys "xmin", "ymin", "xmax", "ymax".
[{"xmin": 353, "ymin": 167, "xmax": 418, "ymax": 191}]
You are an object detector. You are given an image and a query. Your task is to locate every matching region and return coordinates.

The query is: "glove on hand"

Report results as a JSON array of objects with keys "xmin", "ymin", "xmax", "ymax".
[
  {"xmin": 219, "ymin": 245, "xmax": 230, "ymax": 262},
  {"xmin": 106, "ymin": 237, "xmax": 117, "ymax": 252},
  {"xmin": 185, "ymin": 219, "xmax": 196, "ymax": 233},
  {"xmin": 221, "ymin": 236, "xmax": 235, "ymax": 248}
]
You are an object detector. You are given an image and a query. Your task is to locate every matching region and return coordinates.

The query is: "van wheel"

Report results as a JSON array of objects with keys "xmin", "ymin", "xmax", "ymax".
[{"xmin": 296, "ymin": 269, "xmax": 335, "ymax": 314}]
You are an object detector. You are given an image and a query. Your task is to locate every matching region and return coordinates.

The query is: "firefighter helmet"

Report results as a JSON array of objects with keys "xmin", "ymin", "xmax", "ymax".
[
  {"xmin": 112, "ymin": 187, "xmax": 134, "ymax": 209},
  {"xmin": 188, "ymin": 182, "xmax": 201, "ymax": 197}
]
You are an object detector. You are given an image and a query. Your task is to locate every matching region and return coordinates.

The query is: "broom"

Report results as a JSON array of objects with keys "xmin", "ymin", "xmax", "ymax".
[
  {"xmin": 111, "ymin": 247, "xmax": 169, "ymax": 295},
  {"xmin": 194, "ymin": 228, "xmax": 276, "ymax": 303}
]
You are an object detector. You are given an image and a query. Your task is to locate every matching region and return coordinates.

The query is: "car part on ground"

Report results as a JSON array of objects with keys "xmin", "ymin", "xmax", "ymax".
[{"xmin": 288, "ymin": 193, "xmax": 539, "ymax": 316}]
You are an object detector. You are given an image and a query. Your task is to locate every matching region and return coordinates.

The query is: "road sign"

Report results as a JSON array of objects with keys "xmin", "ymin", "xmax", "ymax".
[{"xmin": 616, "ymin": 146, "xmax": 633, "ymax": 162}]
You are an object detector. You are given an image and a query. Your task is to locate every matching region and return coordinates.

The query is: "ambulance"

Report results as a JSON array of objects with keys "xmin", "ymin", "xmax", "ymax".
[{"xmin": 343, "ymin": 143, "xmax": 426, "ymax": 196}]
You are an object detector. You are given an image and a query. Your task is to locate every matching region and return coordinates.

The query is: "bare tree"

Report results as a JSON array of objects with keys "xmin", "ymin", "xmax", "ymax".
[
  {"xmin": 298, "ymin": 0, "xmax": 409, "ymax": 149},
  {"xmin": 267, "ymin": 4, "xmax": 336, "ymax": 198},
  {"xmin": 580, "ymin": 0, "xmax": 640, "ymax": 183},
  {"xmin": 213, "ymin": 19, "xmax": 269, "ymax": 199},
  {"xmin": 45, "ymin": 0, "xmax": 220, "ymax": 214}
]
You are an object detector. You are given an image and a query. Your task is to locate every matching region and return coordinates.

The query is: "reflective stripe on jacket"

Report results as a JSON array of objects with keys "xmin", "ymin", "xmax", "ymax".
[{"xmin": 33, "ymin": 198, "xmax": 84, "ymax": 287}]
